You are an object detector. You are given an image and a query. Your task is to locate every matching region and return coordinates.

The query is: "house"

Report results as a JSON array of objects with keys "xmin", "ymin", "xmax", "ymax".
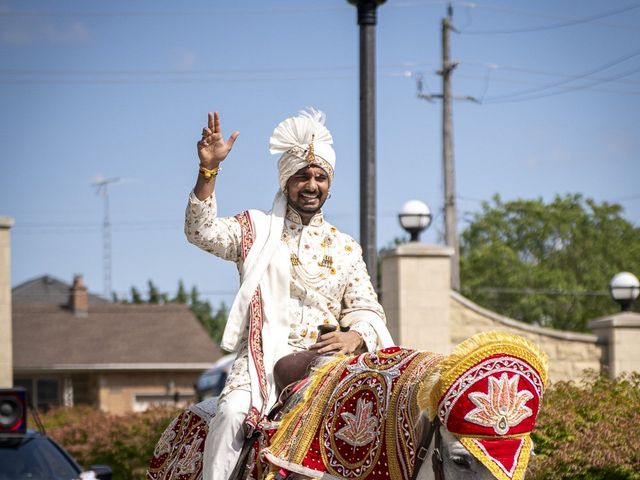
[{"xmin": 12, "ymin": 275, "xmax": 222, "ymax": 414}]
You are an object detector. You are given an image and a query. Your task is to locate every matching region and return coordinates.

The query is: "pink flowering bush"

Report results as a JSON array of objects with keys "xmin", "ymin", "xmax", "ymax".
[
  {"xmin": 35, "ymin": 406, "xmax": 180, "ymax": 479},
  {"xmin": 529, "ymin": 372, "xmax": 640, "ymax": 480}
]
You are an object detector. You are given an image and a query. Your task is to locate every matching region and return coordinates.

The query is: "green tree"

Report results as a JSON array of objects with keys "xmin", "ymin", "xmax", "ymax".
[
  {"xmin": 188, "ymin": 286, "xmax": 227, "ymax": 344},
  {"xmin": 147, "ymin": 279, "xmax": 162, "ymax": 304},
  {"xmin": 130, "ymin": 286, "xmax": 143, "ymax": 304},
  {"xmin": 124, "ymin": 281, "xmax": 228, "ymax": 343},
  {"xmin": 174, "ymin": 279, "xmax": 188, "ymax": 304},
  {"xmin": 460, "ymin": 194, "xmax": 640, "ymax": 331}
]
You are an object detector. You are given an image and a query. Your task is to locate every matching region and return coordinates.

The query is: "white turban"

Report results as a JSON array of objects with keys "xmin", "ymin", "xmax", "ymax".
[{"xmin": 269, "ymin": 108, "xmax": 336, "ymax": 191}]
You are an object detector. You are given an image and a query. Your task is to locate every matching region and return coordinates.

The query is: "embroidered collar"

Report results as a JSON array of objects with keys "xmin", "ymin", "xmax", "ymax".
[{"xmin": 285, "ymin": 207, "xmax": 324, "ymax": 227}]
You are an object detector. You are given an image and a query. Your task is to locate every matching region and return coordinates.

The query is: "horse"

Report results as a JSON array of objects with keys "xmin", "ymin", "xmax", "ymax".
[{"xmin": 147, "ymin": 331, "xmax": 548, "ymax": 480}]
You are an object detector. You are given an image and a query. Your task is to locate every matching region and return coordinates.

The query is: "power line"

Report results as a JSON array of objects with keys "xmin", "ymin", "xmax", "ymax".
[
  {"xmin": 0, "ymin": 5, "xmax": 350, "ymax": 18},
  {"xmin": 462, "ymin": 286, "xmax": 609, "ymax": 297},
  {"xmin": 484, "ymin": 64, "xmax": 640, "ymax": 104},
  {"xmin": 455, "ymin": 1, "xmax": 640, "ymax": 32},
  {"xmin": 457, "ymin": 2, "xmax": 640, "ymax": 34},
  {"xmin": 460, "ymin": 61, "xmax": 640, "ymax": 87},
  {"xmin": 481, "ymin": 47, "xmax": 640, "ymax": 103}
]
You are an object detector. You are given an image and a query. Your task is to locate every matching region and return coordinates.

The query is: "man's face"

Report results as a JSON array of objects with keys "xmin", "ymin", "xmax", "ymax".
[{"xmin": 285, "ymin": 165, "xmax": 330, "ymax": 216}]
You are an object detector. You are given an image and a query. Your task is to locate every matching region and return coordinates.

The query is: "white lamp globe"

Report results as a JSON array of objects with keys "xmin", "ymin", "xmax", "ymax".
[
  {"xmin": 399, "ymin": 200, "xmax": 432, "ymax": 242},
  {"xmin": 609, "ymin": 272, "xmax": 640, "ymax": 311}
]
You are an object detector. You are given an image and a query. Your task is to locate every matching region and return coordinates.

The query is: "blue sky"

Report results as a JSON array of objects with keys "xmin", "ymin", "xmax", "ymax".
[{"xmin": 1, "ymin": 0, "xmax": 639, "ymax": 306}]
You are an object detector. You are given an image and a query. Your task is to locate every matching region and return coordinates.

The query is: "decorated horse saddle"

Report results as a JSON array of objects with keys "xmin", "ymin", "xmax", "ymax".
[{"xmin": 147, "ymin": 332, "xmax": 548, "ymax": 480}]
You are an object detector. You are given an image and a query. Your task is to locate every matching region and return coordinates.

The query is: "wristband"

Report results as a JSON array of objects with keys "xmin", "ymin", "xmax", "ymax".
[{"xmin": 199, "ymin": 165, "xmax": 220, "ymax": 180}]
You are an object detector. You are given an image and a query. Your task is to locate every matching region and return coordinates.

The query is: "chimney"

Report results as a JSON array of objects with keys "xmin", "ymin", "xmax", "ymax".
[{"xmin": 69, "ymin": 275, "xmax": 88, "ymax": 317}]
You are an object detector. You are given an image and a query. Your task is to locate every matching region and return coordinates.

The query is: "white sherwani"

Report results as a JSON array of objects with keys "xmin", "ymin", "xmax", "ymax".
[{"xmin": 185, "ymin": 192, "xmax": 391, "ymax": 401}]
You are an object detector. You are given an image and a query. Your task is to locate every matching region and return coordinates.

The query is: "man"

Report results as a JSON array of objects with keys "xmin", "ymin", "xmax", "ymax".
[{"xmin": 185, "ymin": 109, "xmax": 393, "ymax": 480}]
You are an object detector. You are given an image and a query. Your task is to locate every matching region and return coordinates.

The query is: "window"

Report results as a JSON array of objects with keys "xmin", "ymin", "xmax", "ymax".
[{"xmin": 12, "ymin": 378, "xmax": 60, "ymax": 411}]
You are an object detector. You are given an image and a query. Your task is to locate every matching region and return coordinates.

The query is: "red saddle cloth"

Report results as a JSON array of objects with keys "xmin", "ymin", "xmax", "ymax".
[
  {"xmin": 263, "ymin": 347, "xmax": 443, "ymax": 480},
  {"xmin": 146, "ymin": 348, "xmax": 443, "ymax": 480}
]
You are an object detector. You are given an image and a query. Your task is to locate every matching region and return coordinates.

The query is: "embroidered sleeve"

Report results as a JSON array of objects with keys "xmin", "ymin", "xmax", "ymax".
[
  {"xmin": 339, "ymin": 243, "xmax": 387, "ymax": 351},
  {"xmin": 348, "ymin": 321, "xmax": 377, "ymax": 353},
  {"xmin": 184, "ymin": 191, "xmax": 242, "ymax": 262}
]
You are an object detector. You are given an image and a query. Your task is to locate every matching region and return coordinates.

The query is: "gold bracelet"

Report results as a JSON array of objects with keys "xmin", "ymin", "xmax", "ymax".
[{"xmin": 199, "ymin": 165, "xmax": 220, "ymax": 180}]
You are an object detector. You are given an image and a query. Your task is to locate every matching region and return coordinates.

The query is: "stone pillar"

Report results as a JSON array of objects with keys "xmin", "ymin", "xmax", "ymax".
[
  {"xmin": 589, "ymin": 312, "xmax": 640, "ymax": 378},
  {"xmin": 0, "ymin": 217, "xmax": 14, "ymax": 387},
  {"xmin": 380, "ymin": 242, "xmax": 453, "ymax": 354}
]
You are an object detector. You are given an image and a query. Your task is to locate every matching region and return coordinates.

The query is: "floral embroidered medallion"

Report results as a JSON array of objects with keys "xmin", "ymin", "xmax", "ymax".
[
  {"xmin": 465, "ymin": 373, "xmax": 533, "ymax": 435},
  {"xmin": 335, "ymin": 398, "xmax": 379, "ymax": 448}
]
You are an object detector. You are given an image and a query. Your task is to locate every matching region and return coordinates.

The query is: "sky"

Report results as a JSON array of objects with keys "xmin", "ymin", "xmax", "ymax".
[{"xmin": 1, "ymin": 0, "xmax": 639, "ymax": 307}]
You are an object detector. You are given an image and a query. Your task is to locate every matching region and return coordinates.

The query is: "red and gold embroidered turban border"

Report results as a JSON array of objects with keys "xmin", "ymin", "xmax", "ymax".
[{"xmin": 423, "ymin": 332, "xmax": 549, "ymax": 480}]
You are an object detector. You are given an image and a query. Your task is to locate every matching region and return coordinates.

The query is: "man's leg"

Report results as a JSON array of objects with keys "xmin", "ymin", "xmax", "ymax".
[{"xmin": 202, "ymin": 389, "xmax": 251, "ymax": 480}]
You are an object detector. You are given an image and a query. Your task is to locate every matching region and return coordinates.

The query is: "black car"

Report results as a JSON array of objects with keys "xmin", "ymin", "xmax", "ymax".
[{"xmin": 0, "ymin": 388, "xmax": 111, "ymax": 480}]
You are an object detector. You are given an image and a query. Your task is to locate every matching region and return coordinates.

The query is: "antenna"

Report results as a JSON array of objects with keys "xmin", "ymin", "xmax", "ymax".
[{"xmin": 92, "ymin": 176, "xmax": 120, "ymax": 299}]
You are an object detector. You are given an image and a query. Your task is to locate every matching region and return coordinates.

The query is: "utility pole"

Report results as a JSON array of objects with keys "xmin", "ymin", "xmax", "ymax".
[
  {"xmin": 441, "ymin": 4, "xmax": 460, "ymax": 291},
  {"xmin": 348, "ymin": 0, "xmax": 386, "ymax": 281},
  {"xmin": 416, "ymin": 3, "xmax": 477, "ymax": 291},
  {"xmin": 92, "ymin": 177, "xmax": 119, "ymax": 299}
]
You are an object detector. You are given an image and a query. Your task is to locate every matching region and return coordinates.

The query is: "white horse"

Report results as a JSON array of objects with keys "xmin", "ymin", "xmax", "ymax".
[{"xmin": 147, "ymin": 331, "xmax": 547, "ymax": 480}]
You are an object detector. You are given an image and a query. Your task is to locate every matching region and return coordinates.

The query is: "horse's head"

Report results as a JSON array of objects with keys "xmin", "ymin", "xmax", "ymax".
[{"xmin": 414, "ymin": 331, "xmax": 549, "ymax": 480}]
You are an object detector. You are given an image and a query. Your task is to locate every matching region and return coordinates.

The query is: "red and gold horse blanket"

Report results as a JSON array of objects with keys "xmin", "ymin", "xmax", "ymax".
[{"xmin": 147, "ymin": 348, "xmax": 443, "ymax": 480}]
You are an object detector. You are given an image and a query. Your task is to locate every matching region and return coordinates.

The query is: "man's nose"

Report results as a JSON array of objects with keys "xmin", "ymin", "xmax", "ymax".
[{"xmin": 306, "ymin": 177, "xmax": 318, "ymax": 191}]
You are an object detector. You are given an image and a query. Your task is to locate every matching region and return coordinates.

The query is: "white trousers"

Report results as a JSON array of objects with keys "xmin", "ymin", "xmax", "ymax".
[{"xmin": 202, "ymin": 389, "xmax": 251, "ymax": 480}]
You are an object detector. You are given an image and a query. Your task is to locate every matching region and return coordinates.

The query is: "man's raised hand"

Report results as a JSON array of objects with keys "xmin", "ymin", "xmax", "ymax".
[{"xmin": 197, "ymin": 112, "xmax": 240, "ymax": 168}]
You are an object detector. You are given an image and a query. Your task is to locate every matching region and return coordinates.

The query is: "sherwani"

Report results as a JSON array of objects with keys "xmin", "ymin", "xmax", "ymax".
[{"xmin": 184, "ymin": 191, "xmax": 392, "ymax": 479}]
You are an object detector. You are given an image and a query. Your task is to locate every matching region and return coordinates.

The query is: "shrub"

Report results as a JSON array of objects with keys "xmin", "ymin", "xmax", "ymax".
[
  {"xmin": 529, "ymin": 372, "xmax": 640, "ymax": 480},
  {"xmin": 35, "ymin": 406, "xmax": 180, "ymax": 480}
]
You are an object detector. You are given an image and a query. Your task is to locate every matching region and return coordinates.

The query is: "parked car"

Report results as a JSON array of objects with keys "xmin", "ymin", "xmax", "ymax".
[
  {"xmin": 195, "ymin": 353, "xmax": 236, "ymax": 401},
  {"xmin": 0, "ymin": 388, "xmax": 112, "ymax": 480}
]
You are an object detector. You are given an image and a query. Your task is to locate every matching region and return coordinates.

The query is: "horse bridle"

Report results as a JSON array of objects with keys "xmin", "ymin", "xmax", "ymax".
[{"xmin": 411, "ymin": 416, "xmax": 444, "ymax": 480}]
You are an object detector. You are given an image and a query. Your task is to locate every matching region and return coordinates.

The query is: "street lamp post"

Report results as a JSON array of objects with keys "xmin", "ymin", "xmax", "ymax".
[
  {"xmin": 609, "ymin": 272, "xmax": 640, "ymax": 311},
  {"xmin": 399, "ymin": 200, "xmax": 432, "ymax": 242},
  {"xmin": 348, "ymin": 0, "xmax": 386, "ymax": 279}
]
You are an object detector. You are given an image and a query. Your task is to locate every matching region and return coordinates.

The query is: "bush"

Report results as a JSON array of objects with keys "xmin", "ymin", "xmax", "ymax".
[
  {"xmin": 35, "ymin": 406, "xmax": 180, "ymax": 480},
  {"xmin": 529, "ymin": 372, "xmax": 640, "ymax": 480}
]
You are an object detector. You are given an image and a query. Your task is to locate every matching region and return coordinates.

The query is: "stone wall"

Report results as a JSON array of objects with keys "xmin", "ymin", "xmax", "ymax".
[
  {"xmin": 380, "ymin": 242, "xmax": 640, "ymax": 383},
  {"xmin": 450, "ymin": 292, "xmax": 602, "ymax": 383}
]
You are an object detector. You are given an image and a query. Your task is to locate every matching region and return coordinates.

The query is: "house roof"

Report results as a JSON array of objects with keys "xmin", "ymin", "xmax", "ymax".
[
  {"xmin": 12, "ymin": 275, "xmax": 109, "ymax": 306},
  {"xmin": 12, "ymin": 302, "xmax": 222, "ymax": 372}
]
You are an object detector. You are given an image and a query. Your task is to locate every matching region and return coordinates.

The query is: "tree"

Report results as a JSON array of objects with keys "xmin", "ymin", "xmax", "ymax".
[
  {"xmin": 122, "ymin": 281, "xmax": 228, "ymax": 344},
  {"xmin": 459, "ymin": 194, "xmax": 640, "ymax": 331},
  {"xmin": 188, "ymin": 286, "xmax": 227, "ymax": 344},
  {"xmin": 147, "ymin": 280, "xmax": 162, "ymax": 304},
  {"xmin": 174, "ymin": 280, "xmax": 188, "ymax": 304},
  {"xmin": 130, "ymin": 286, "xmax": 143, "ymax": 304}
]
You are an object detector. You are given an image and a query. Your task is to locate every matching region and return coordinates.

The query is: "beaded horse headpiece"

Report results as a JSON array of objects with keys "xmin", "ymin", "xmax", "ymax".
[{"xmin": 421, "ymin": 332, "xmax": 549, "ymax": 480}]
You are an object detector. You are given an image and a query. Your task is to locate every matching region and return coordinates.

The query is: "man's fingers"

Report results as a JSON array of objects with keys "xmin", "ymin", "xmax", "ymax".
[
  {"xmin": 226, "ymin": 131, "xmax": 240, "ymax": 149},
  {"xmin": 317, "ymin": 344, "xmax": 342, "ymax": 354},
  {"xmin": 207, "ymin": 112, "xmax": 214, "ymax": 130},
  {"xmin": 213, "ymin": 111, "xmax": 221, "ymax": 133}
]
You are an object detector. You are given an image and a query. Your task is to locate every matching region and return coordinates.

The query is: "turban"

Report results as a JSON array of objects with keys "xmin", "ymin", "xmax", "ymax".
[{"xmin": 269, "ymin": 108, "xmax": 336, "ymax": 191}]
